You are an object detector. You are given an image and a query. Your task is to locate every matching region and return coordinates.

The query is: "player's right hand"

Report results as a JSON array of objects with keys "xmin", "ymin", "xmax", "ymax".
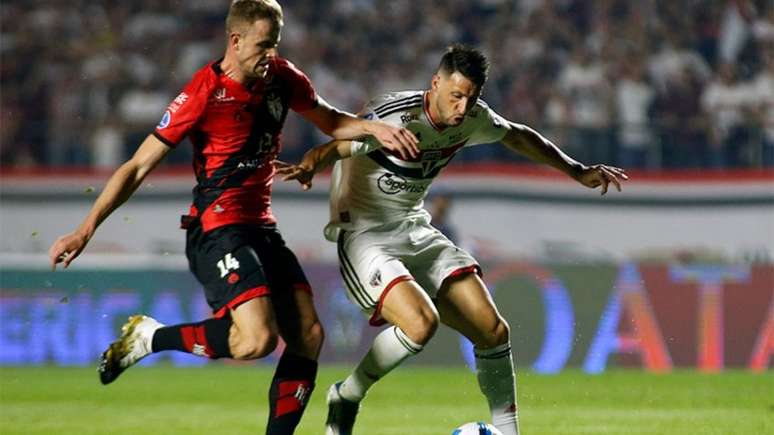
[
  {"xmin": 49, "ymin": 231, "xmax": 89, "ymax": 270},
  {"xmin": 275, "ymin": 160, "xmax": 315, "ymax": 191},
  {"xmin": 368, "ymin": 121, "xmax": 420, "ymax": 160}
]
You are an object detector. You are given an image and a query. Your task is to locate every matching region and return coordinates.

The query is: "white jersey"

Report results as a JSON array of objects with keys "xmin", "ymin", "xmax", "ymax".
[{"xmin": 325, "ymin": 90, "xmax": 510, "ymax": 241}]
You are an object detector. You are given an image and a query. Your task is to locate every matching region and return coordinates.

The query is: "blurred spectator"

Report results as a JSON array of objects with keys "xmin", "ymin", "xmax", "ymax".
[
  {"xmin": 428, "ymin": 193, "xmax": 458, "ymax": 244},
  {"xmin": 652, "ymin": 67, "xmax": 708, "ymax": 169},
  {"xmin": 648, "ymin": 32, "xmax": 712, "ymax": 93},
  {"xmin": 559, "ymin": 45, "xmax": 613, "ymax": 164},
  {"xmin": 701, "ymin": 63, "xmax": 758, "ymax": 167},
  {"xmin": 116, "ymin": 78, "xmax": 171, "ymax": 158},
  {"xmin": 750, "ymin": 47, "xmax": 774, "ymax": 166},
  {"xmin": 1, "ymin": 0, "xmax": 772, "ymax": 170},
  {"xmin": 615, "ymin": 57, "xmax": 655, "ymax": 169},
  {"xmin": 718, "ymin": 0, "xmax": 756, "ymax": 64}
]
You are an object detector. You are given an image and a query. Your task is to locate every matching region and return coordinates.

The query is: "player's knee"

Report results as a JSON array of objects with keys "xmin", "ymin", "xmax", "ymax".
[
  {"xmin": 492, "ymin": 317, "xmax": 510, "ymax": 345},
  {"xmin": 402, "ymin": 307, "xmax": 439, "ymax": 345},
  {"xmin": 302, "ymin": 320, "xmax": 324, "ymax": 354},
  {"xmin": 232, "ymin": 330, "xmax": 279, "ymax": 360},
  {"xmin": 477, "ymin": 316, "xmax": 510, "ymax": 348}
]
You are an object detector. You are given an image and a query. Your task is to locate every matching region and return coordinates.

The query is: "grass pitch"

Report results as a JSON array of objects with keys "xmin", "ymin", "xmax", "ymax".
[{"xmin": 1, "ymin": 365, "xmax": 772, "ymax": 434}]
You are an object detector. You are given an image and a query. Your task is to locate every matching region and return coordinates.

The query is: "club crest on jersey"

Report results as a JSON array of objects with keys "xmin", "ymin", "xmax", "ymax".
[
  {"xmin": 157, "ymin": 110, "xmax": 171, "ymax": 129},
  {"xmin": 369, "ymin": 269, "xmax": 382, "ymax": 287},
  {"xmin": 421, "ymin": 151, "xmax": 443, "ymax": 176},
  {"xmin": 265, "ymin": 92, "xmax": 284, "ymax": 121}
]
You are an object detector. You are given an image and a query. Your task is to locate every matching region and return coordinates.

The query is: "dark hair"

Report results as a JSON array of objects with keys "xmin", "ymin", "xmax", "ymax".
[
  {"xmin": 226, "ymin": 0, "xmax": 283, "ymax": 34},
  {"xmin": 437, "ymin": 44, "xmax": 489, "ymax": 88}
]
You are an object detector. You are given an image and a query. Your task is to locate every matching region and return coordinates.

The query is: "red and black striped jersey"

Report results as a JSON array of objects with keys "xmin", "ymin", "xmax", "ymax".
[{"xmin": 153, "ymin": 57, "xmax": 318, "ymax": 232}]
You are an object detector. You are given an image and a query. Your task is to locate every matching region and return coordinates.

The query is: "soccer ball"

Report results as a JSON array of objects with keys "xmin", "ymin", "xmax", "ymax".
[{"xmin": 452, "ymin": 421, "xmax": 503, "ymax": 435}]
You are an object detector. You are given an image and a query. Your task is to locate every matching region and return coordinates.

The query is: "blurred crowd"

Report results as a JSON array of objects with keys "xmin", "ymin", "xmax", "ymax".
[{"xmin": 2, "ymin": 0, "xmax": 773, "ymax": 170}]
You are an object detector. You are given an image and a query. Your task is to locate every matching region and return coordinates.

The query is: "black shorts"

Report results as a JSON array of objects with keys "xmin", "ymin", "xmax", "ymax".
[{"xmin": 186, "ymin": 222, "xmax": 311, "ymax": 318}]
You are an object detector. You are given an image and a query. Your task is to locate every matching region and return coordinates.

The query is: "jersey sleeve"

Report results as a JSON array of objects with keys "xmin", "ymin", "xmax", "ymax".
[
  {"xmin": 153, "ymin": 72, "xmax": 211, "ymax": 147},
  {"xmin": 283, "ymin": 60, "xmax": 319, "ymax": 112},
  {"xmin": 350, "ymin": 137, "xmax": 382, "ymax": 156},
  {"xmin": 349, "ymin": 99, "xmax": 386, "ymax": 156},
  {"xmin": 466, "ymin": 100, "xmax": 511, "ymax": 146}
]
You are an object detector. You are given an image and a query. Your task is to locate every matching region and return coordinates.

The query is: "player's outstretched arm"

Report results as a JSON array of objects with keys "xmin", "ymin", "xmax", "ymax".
[
  {"xmin": 502, "ymin": 122, "xmax": 628, "ymax": 195},
  {"xmin": 275, "ymin": 140, "xmax": 352, "ymax": 191},
  {"xmin": 48, "ymin": 134, "xmax": 172, "ymax": 269},
  {"xmin": 299, "ymin": 97, "xmax": 419, "ymax": 160}
]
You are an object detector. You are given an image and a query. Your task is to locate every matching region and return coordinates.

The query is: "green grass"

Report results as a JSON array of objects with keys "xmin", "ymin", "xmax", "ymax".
[{"xmin": 1, "ymin": 365, "xmax": 772, "ymax": 434}]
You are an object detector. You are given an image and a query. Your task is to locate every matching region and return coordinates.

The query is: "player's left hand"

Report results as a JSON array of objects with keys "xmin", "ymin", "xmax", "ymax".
[
  {"xmin": 577, "ymin": 164, "xmax": 628, "ymax": 195},
  {"xmin": 49, "ymin": 231, "xmax": 90, "ymax": 270},
  {"xmin": 368, "ymin": 121, "xmax": 420, "ymax": 160},
  {"xmin": 275, "ymin": 160, "xmax": 315, "ymax": 190}
]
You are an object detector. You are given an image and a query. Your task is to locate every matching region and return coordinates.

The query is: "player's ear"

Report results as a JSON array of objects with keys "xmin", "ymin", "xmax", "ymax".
[
  {"xmin": 431, "ymin": 73, "xmax": 441, "ymax": 91},
  {"xmin": 229, "ymin": 31, "xmax": 241, "ymax": 51}
]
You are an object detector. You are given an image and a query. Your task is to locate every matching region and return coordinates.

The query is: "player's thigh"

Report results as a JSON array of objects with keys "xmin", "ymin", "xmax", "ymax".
[
  {"xmin": 410, "ymin": 225, "xmax": 480, "ymax": 298},
  {"xmin": 254, "ymin": 228, "xmax": 323, "ymax": 356},
  {"xmin": 273, "ymin": 288, "xmax": 323, "ymax": 358},
  {"xmin": 379, "ymin": 279, "xmax": 439, "ymax": 342},
  {"xmin": 230, "ymin": 296, "xmax": 279, "ymax": 341},
  {"xmin": 436, "ymin": 272, "xmax": 508, "ymax": 347},
  {"xmin": 336, "ymin": 227, "xmax": 409, "ymax": 314}
]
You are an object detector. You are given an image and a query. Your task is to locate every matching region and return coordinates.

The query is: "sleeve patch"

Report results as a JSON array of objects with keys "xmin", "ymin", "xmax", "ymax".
[{"xmin": 157, "ymin": 110, "xmax": 172, "ymax": 129}]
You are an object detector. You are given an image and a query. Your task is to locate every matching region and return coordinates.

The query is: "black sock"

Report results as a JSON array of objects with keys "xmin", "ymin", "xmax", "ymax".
[
  {"xmin": 266, "ymin": 351, "xmax": 318, "ymax": 435},
  {"xmin": 151, "ymin": 317, "xmax": 232, "ymax": 358}
]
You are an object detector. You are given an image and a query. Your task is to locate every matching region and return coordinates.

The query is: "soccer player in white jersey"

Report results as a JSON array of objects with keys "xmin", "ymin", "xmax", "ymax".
[{"xmin": 276, "ymin": 44, "xmax": 628, "ymax": 435}]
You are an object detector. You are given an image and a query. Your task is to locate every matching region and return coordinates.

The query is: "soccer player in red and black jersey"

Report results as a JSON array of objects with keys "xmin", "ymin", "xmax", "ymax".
[{"xmin": 47, "ymin": 1, "xmax": 418, "ymax": 434}]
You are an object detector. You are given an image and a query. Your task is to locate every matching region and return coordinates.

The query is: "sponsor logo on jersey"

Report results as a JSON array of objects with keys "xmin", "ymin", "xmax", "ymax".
[
  {"xmin": 168, "ymin": 92, "xmax": 188, "ymax": 113},
  {"xmin": 377, "ymin": 173, "xmax": 428, "ymax": 195},
  {"xmin": 400, "ymin": 112, "xmax": 418, "ymax": 124},
  {"xmin": 157, "ymin": 110, "xmax": 171, "ymax": 129},
  {"xmin": 211, "ymin": 88, "xmax": 235, "ymax": 103},
  {"xmin": 236, "ymin": 158, "xmax": 265, "ymax": 170}
]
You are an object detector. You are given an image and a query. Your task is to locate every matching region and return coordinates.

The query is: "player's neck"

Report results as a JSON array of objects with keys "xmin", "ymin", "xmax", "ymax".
[
  {"xmin": 220, "ymin": 53, "xmax": 247, "ymax": 84},
  {"xmin": 424, "ymin": 90, "xmax": 446, "ymax": 130}
]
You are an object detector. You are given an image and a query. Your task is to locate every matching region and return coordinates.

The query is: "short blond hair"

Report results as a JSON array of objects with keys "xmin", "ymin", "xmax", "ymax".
[{"xmin": 226, "ymin": 0, "xmax": 283, "ymax": 34}]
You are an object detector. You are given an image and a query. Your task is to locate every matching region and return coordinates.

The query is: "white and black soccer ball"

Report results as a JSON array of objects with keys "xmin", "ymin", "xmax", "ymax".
[{"xmin": 452, "ymin": 421, "xmax": 503, "ymax": 435}]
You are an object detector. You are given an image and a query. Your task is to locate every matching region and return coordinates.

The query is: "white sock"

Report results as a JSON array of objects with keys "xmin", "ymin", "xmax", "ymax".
[
  {"xmin": 475, "ymin": 343, "xmax": 519, "ymax": 435},
  {"xmin": 338, "ymin": 326, "xmax": 423, "ymax": 402}
]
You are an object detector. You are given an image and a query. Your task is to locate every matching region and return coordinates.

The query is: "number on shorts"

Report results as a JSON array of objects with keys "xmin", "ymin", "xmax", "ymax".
[{"xmin": 216, "ymin": 253, "xmax": 240, "ymax": 278}]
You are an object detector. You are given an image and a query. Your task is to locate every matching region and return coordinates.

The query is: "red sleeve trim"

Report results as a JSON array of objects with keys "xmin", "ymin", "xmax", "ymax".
[
  {"xmin": 369, "ymin": 275, "xmax": 413, "ymax": 327},
  {"xmin": 213, "ymin": 285, "xmax": 271, "ymax": 318},
  {"xmin": 152, "ymin": 131, "xmax": 178, "ymax": 148}
]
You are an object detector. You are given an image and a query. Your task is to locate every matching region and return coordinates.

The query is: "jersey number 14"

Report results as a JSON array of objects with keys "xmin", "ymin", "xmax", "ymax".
[{"xmin": 217, "ymin": 253, "xmax": 241, "ymax": 278}]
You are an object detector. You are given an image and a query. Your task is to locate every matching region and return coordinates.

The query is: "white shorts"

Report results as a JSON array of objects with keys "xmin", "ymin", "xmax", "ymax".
[{"xmin": 336, "ymin": 218, "xmax": 480, "ymax": 326}]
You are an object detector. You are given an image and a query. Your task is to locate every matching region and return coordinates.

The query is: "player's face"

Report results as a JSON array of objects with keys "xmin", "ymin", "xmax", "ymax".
[
  {"xmin": 235, "ymin": 18, "xmax": 281, "ymax": 80},
  {"xmin": 432, "ymin": 71, "xmax": 480, "ymax": 127}
]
